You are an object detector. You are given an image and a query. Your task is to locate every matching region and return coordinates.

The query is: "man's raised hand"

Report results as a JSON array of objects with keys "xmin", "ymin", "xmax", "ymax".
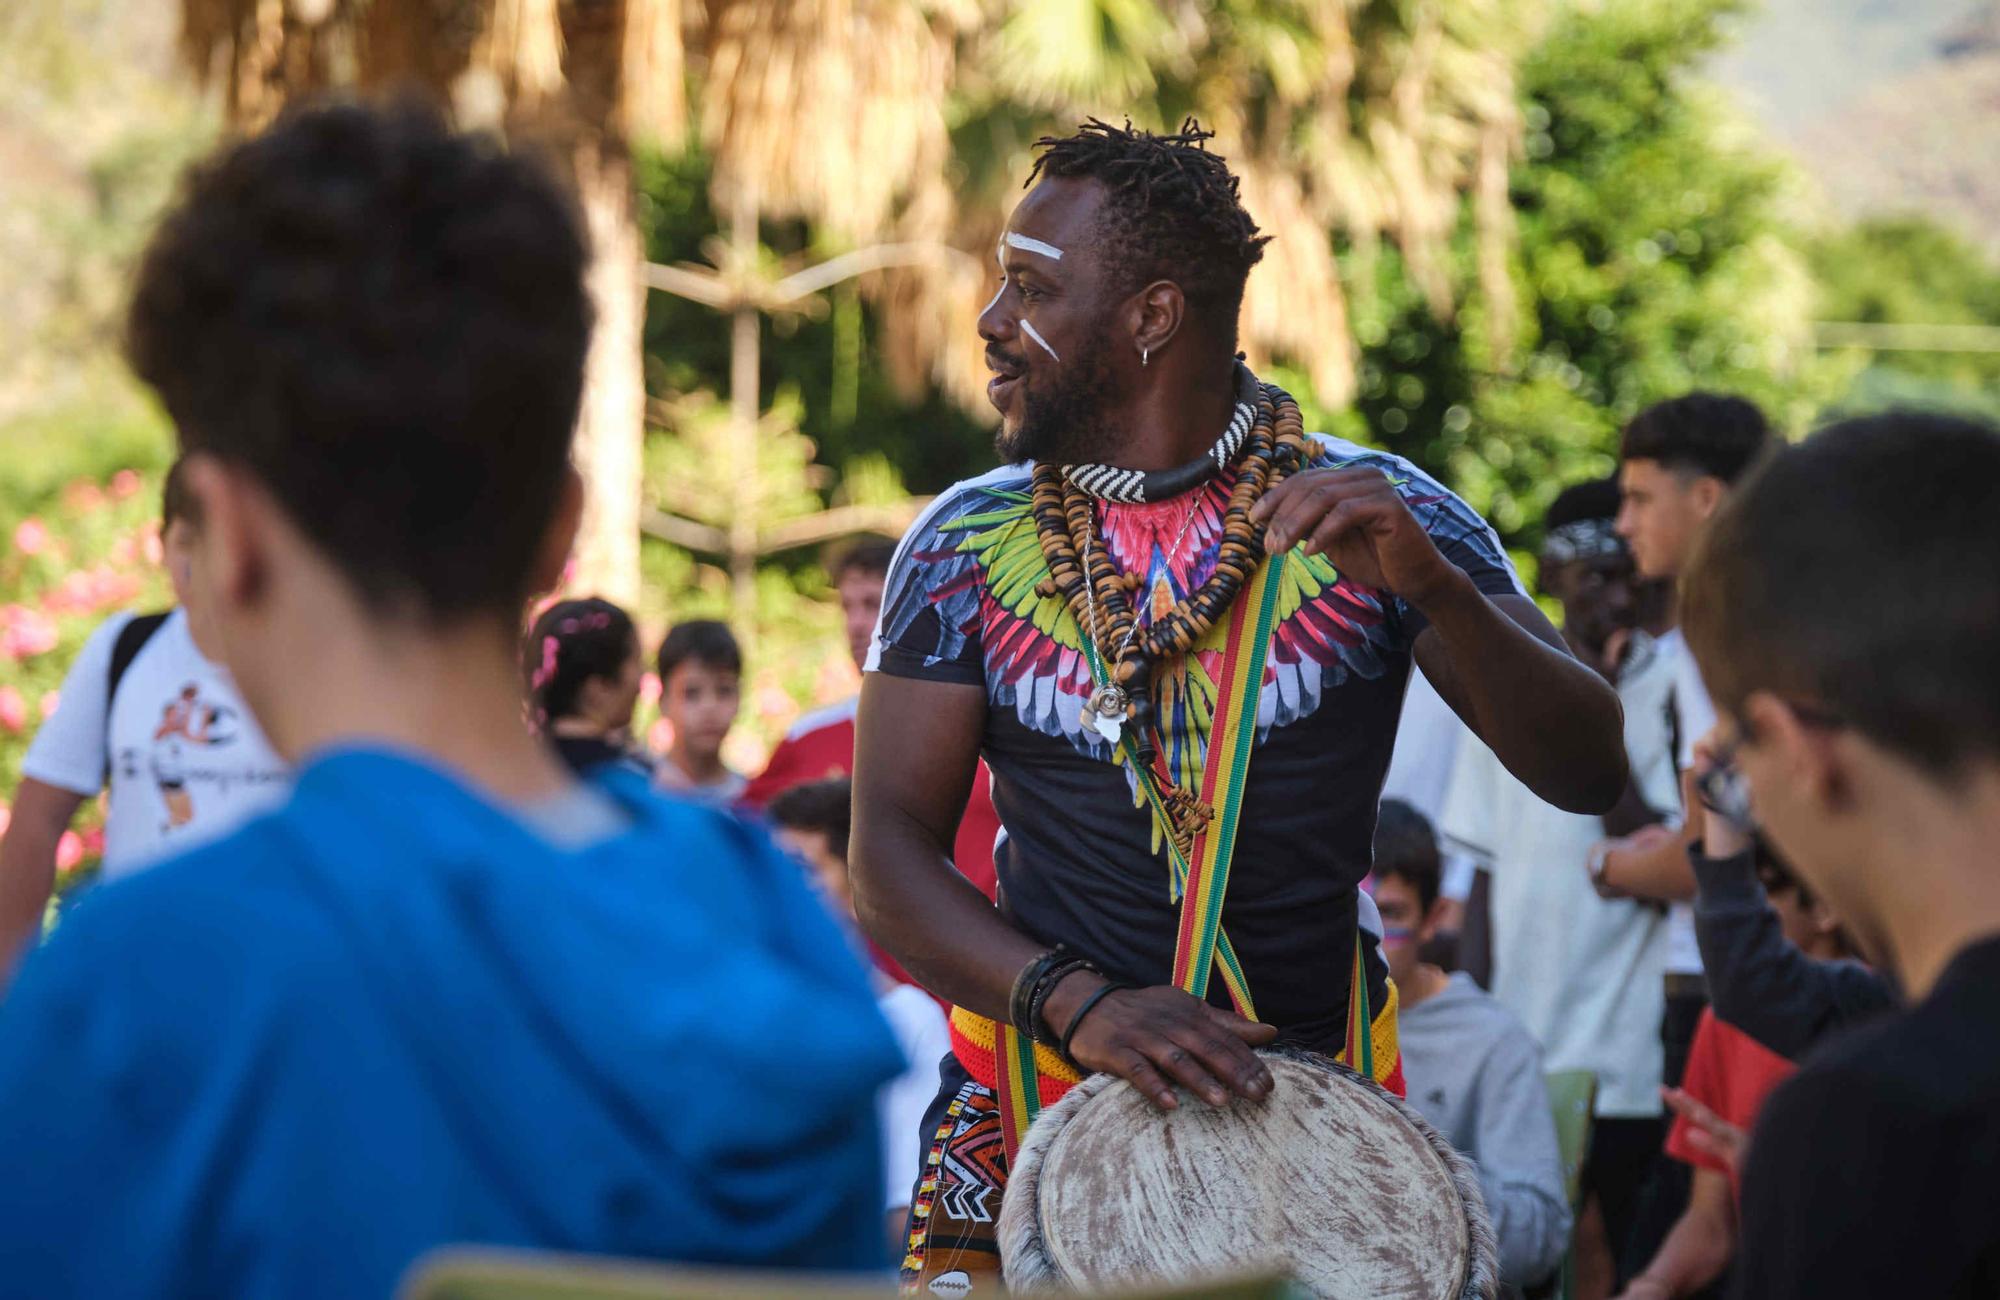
[{"xmin": 1249, "ymin": 466, "xmax": 1462, "ymax": 607}]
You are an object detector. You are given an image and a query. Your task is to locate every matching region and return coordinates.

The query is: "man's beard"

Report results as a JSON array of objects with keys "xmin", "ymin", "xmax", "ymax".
[{"xmin": 994, "ymin": 333, "xmax": 1127, "ymax": 466}]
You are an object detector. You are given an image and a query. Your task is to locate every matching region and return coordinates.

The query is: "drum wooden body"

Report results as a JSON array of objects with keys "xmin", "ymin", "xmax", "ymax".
[{"xmin": 998, "ymin": 1050, "xmax": 1498, "ymax": 1299}]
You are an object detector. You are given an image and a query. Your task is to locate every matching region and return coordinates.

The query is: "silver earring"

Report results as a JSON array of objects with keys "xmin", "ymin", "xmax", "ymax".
[{"xmin": 1141, "ymin": 347, "xmax": 1149, "ymax": 367}]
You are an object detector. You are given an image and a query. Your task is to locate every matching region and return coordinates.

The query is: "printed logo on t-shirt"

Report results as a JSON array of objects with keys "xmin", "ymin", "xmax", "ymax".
[
  {"xmin": 22, "ymin": 609, "xmax": 288, "ymax": 876},
  {"xmin": 118, "ymin": 681, "xmax": 253, "ymax": 833}
]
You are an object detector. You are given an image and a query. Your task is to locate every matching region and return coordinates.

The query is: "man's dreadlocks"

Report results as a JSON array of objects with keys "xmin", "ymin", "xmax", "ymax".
[{"xmin": 1026, "ymin": 118, "xmax": 1269, "ymax": 345}]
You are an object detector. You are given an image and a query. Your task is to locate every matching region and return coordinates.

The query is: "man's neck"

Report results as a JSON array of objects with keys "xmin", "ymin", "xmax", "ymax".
[
  {"xmin": 231, "ymin": 600, "xmax": 574, "ymax": 807},
  {"xmin": 1864, "ymin": 763, "xmax": 2000, "ymax": 1000},
  {"xmin": 1101, "ymin": 352, "xmax": 1242, "ymax": 473}
]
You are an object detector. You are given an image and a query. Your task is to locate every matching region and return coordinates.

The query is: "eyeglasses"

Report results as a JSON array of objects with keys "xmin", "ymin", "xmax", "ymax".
[{"xmin": 1696, "ymin": 700, "xmax": 1845, "ymax": 833}]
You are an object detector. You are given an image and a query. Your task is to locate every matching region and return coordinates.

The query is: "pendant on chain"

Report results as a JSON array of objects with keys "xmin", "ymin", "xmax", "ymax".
[{"xmin": 1081, "ymin": 683, "xmax": 1129, "ymax": 744}]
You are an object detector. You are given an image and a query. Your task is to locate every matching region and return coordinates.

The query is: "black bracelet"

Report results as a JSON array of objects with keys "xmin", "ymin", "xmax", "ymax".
[
  {"xmin": 1059, "ymin": 980, "xmax": 1132, "ymax": 1068},
  {"xmin": 1009, "ymin": 948, "xmax": 1069, "ymax": 1038},
  {"xmin": 1027, "ymin": 956, "xmax": 1096, "ymax": 1045}
]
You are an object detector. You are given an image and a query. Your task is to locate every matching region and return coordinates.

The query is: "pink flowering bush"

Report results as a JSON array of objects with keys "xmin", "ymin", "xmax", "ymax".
[{"xmin": 1, "ymin": 463, "xmax": 173, "ymax": 892}]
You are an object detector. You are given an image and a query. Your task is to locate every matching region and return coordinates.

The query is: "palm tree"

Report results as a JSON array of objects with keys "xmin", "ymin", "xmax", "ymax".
[
  {"xmin": 638, "ymin": 0, "xmax": 969, "ymax": 631},
  {"xmin": 171, "ymin": 0, "xmax": 687, "ymax": 603}
]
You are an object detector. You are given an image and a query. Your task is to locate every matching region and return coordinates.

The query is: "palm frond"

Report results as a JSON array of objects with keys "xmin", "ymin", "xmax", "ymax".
[
  {"xmin": 700, "ymin": 0, "xmax": 952, "ymax": 241},
  {"xmin": 1236, "ymin": 162, "xmax": 1357, "ymax": 404}
]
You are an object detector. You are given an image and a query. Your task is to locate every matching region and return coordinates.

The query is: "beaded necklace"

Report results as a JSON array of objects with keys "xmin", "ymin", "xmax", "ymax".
[
  {"xmin": 1030, "ymin": 365, "xmax": 1310, "ymax": 780},
  {"xmin": 1062, "ymin": 385, "xmax": 1256, "ymax": 504}
]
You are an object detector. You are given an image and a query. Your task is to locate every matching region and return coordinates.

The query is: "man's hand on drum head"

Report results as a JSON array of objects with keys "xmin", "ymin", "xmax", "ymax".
[{"xmin": 1046, "ymin": 977, "xmax": 1278, "ymax": 1110}]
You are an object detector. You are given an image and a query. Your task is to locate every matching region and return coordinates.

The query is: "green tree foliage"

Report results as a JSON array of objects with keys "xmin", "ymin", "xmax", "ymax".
[
  {"xmin": 1348, "ymin": 0, "xmax": 1842, "ymax": 550},
  {"xmin": 635, "ymin": 147, "xmax": 992, "ymax": 498},
  {"xmin": 1808, "ymin": 217, "xmax": 2000, "ymax": 421},
  {"xmin": 631, "ymin": 147, "xmax": 989, "ymax": 764}
]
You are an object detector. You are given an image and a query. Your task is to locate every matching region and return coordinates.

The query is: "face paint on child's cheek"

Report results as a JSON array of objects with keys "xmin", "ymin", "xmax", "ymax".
[
  {"xmin": 1380, "ymin": 925, "xmax": 1419, "ymax": 949},
  {"xmin": 1021, "ymin": 319, "xmax": 1060, "ymax": 364}
]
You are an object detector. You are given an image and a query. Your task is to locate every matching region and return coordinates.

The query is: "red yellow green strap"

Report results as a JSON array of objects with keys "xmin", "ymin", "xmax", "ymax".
[
  {"xmin": 1343, "ymin": 936, "xmax": 1375, "ymax": 1080},
  {"xmin": 995, "ymin": 1015, "xmax": 1042, "ymax": 1162},
  {"xmin": 993, "ymin": 554, "xmax": 1290, "ymax": 1158},
  {"xmin": 1170, "ymin": 555, "xmax": 1282, "ymax": 1002}
]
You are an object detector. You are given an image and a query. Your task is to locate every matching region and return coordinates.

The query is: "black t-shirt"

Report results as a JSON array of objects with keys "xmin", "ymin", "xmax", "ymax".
[
  {"xmin": 869, "ymin": 437, "xmax": 1518, "ymax": 1051},
  {"xmin": 1731, "ymin": 933, "xmax": 2000, "ymax": 1299}
]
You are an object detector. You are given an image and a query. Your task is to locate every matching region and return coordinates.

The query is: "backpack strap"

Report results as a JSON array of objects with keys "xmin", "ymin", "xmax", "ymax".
[
  {"xmin": 1665, "ymin": 682, "xmax": 1683, "ymax": 783},
  {"xmin": 103, "ymin": 611, "xmax": 171, "ymax": 782},
  {"xmin": 108, "ymin": 611, "xmax": 171, "ymax": 705}
]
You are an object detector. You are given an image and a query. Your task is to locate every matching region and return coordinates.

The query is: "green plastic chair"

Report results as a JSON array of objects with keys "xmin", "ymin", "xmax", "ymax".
[
  {"xmin": 1542, "ymin": 1069, "xmax": 1598, "ymax": 1300},
  {"xmin": 399, "ymin": 1247, "xmax": 1307, "ymax": 1300}
]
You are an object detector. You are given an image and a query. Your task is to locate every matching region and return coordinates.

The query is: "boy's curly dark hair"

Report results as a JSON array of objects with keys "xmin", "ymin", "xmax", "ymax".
[
  {"xmin": 127, "ymin": 99, "xmax": 591, "ymax": 619},
  {"xmin": 1026, "ymin": 118, "xmax": 1268, "ymax": 344}
]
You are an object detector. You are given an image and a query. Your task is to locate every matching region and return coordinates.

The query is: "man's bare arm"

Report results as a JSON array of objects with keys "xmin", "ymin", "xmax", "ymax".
[
  {"xmin": 1600, "ymin": 826, "xmax": 1698, "ymax": 903},
  {"xmin": 850, "ymin": 673, "xmax": 1035, "ymax": 1014},
  {"xmin": 1250, "ymin": 467, "xmax": 1624, "ymax": 815},
  {"xmin": 0, "ymin": 778, "xmax": 87, "ymax": 975},
  {"xmin": 1415, "ymin": 588, "xmax": 1628, "ymax": 815},
  {"xmin": 851, "ymin": 672, "xmax": 1274, "ymax": 1109}
]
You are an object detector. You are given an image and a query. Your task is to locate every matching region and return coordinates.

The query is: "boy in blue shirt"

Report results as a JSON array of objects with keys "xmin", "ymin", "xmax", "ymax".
[{"xmin": 0, "ymin": 101, "xmax": 902, "ymax": 1299}]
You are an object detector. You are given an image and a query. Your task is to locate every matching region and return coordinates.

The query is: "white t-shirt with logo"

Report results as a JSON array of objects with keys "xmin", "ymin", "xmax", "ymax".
[
  {"xmin": 1653, "ymin": 628, "xmax": 1718, "ymax": 977},
  {"xmin": 21, "ymin": 609, "xmax": 290, "ymax": 879},
  {"xmin": 1382, "ymin": 667, "xmax": 1479, "ymax": 901},
  {"xmin": 1440, "ymin": 635, "xmax": 1681, "ymax": 1118}
]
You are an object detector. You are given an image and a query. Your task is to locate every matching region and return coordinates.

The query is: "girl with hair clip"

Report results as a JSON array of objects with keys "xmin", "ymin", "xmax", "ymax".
[{"xmin": 523, "ymin": 597, "xmax": 654, "ymax": 779}]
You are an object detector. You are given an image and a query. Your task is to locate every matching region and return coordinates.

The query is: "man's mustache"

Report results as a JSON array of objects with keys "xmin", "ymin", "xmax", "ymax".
[{"xmin": 986, "ymin": 348, "xmax": 1026, "ymax": 377}]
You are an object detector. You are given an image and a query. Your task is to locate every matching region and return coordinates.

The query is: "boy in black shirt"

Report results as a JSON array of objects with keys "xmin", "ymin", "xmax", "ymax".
[{"xmin": 1680, "ymin": 411, "xmax": 2000, "ymax": 1299}]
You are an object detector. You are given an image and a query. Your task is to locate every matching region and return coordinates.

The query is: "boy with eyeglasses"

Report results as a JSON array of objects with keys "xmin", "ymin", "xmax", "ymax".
[{"xmin": 1679, "ymin": 411, "xmax": 2000, "ymax": 1299}]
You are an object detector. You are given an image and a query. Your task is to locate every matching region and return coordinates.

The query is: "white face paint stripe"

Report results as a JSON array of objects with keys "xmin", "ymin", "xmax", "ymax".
[
  {"xmin": 1004, "ymin": 232, "xmax": 1065, "ymax": 261},
  {"xmin": 1020, "ymin": 319, "xmax": 1060, "ymax": 364}
]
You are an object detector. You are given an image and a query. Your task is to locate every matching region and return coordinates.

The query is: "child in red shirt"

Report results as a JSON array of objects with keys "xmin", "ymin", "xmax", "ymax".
[{"xmin": 1615, "ymin": 849, "xmax": 1852, "ymax": 1299}]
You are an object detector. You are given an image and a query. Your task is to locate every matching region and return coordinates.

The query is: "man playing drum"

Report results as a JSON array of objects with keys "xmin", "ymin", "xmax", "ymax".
[{"xmin": 851, "ymin": 120, "xmax": 1627, "ymax": 1293}]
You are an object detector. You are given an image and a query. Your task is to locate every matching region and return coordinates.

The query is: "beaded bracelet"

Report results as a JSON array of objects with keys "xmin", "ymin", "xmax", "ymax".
[
  {"xmin": 1027, "ymin": 955, "xmax": 1098, "ymax": 1045},
  {"xmin": 1059, "ymin": 980, "xmax": 1133, "ymax": 1069},
  {"xmin": 1008, "ymin": 947, "xmax": 1074, "ymax": 1039}
]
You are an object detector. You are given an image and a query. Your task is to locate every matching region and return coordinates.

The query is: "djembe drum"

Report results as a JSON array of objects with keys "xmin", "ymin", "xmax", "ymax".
[{"xmin": 998, "ymin": 1050, "xmax": 1499, "ymax": 1299}]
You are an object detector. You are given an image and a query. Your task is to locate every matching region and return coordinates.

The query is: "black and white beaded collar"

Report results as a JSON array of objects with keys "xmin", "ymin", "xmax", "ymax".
[{"xmin": 1061, "ymin": 364, "xmax": 1261, "ymax": 504}]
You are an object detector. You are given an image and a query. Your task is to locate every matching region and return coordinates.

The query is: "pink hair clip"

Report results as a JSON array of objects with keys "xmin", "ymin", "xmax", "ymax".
[{"xmin": 530, "ymin": 634, "xmax": 561, "ymax": 691}]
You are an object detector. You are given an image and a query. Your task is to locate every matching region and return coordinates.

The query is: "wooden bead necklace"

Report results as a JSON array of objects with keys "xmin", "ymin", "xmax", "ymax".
[{"xmin": 1031, "ymin": 366, "xmax": 1311, "ymax": 782}]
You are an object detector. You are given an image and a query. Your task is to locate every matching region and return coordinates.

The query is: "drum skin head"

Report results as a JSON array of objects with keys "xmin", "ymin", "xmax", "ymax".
[{"xmin": 999, "ymin": 1051, "xmax": 1498, "ymax": 1299}]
